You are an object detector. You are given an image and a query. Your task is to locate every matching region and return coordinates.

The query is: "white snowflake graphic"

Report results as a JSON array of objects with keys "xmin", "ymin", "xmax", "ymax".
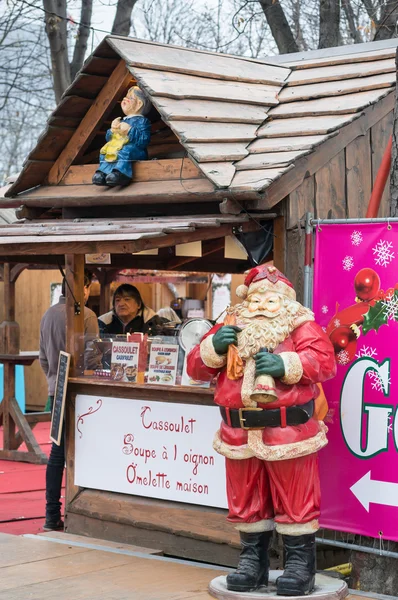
[
  {"xmin": 388, "ymin": 414, "xmax": 393, "ymax": 433},
  {"xmin": 381, "ymin": 293, "xmax": 398, "ymax": 320},
  {"xmin": 373, "ymin": 239, "xmax": 395, "ymax": 267},
  {"xmin": 355, "ymin": 346, "xmax": 389, "ymax": 393},
  {"xmin": 342, "ymin": 256, "xmax": 354, "ymax": 271},
  {"xmin": 355, "ymin": 346, "xmax": 378, "ymax": 359},
  {"xmin": 368, "ymin": 370, "xmax": 391, "ymax": 393},
  {"xmin": 336, "ymin": 349, "xmax": 350, "ymax": 365},
  {"xmin": 351, "ymin": 231, "xmax": 363, "ymax": 246},
  {"xmin": 321, "ymin": 305, "xmax": 329, "ymax": 314},
  {"xmin": 333, "ymin": 318, "xmax": 341, "ymax": 328}
]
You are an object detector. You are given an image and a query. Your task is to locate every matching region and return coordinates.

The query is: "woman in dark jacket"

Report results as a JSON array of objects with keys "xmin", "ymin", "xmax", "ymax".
[{"xmin": 98, "ymin": 283, "xmax": 166, "ymax": 336}]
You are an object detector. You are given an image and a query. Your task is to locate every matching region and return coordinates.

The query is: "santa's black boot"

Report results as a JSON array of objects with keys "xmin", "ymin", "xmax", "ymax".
[
  {"xmin": 276, "ymin": 534, "xmax": 316, "ymax": 596},
  {"xmin": 226, "ymin": 530, "xmax": 272, "ymax": 592}
]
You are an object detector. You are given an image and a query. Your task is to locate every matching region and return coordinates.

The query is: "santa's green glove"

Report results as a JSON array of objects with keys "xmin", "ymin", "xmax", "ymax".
[
  {"xmin": 255, "ymin": 351, "xmax": 285, "ymax": 378},
  {"xmin": 212, "ymin": 326, "xmax": 242, "ymax": 355}
]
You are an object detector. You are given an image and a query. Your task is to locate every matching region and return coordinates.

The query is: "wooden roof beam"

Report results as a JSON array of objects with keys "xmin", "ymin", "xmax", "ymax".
[
  {"xmin": 0, "ymin": 180, "xmax": 262, "ymax": 208},
  {"xmin": 60, "ymin": 158, "xmax": 202, "ymax": 186},
  {"xmin": 0, "ymin": 221, "xmax": 260, "ymax": 257}
]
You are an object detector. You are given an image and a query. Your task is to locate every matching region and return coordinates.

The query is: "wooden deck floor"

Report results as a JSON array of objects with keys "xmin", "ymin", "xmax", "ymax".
[
  {"xmin": 0, "ymin": 532, "xmax": 386, "ymax": 600},
  {"xmin": 0, "ymin": 531, "xmax": 225, "ymax": 599}
]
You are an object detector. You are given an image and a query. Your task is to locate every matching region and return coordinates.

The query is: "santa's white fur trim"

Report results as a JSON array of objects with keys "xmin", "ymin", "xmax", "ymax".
[
  {"xmin": 200, "ymin": 335, "xmax": 227, "ymax": 369},
  {"xmin": 241, "ymin": 356, "xmax": 258, "ymax": 408},
  {"xmin": 213, "ymin": 429, "xmax": 254, "ymax": 459},
  {"xmin": 247, "ymin": 422, "xmax": 328, "ymax": 462},
  {"xmin": 213, "ymin": 422, "xmax": 328, "ymax": 462},
  {"xmin": 236, "ymin": 284, "xmax": 248, "ymax": 299},
  {"xmin": 276, "ymin": 519, "xmax": 319, "ymax": 535},
  {"xmin": 280, "ymin": 352, "xmax": 303, "ymax": 385},
  {"xmin": 236, "ymin": 519, "xmax": 275, "ymax": 533},
  {"xmin": 293, "ymin": 310, "xmax": 315, "ymax": 328}
]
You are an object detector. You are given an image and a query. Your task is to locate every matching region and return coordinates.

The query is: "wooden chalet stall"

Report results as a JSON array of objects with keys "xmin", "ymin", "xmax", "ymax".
[{"xmin": 0, "ymin": 36, "xmax": 397, "ymax": 563}]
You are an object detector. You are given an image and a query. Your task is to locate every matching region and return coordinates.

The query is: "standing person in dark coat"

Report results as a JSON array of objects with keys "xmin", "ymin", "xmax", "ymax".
[{"xmin": 39, "ymin": 271, "xmax": 101, "ymax": 530}]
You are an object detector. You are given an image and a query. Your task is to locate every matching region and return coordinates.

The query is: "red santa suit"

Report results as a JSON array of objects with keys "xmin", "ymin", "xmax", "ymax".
[{"xmin": 187, "ymin": 268, "xmax": 336, "ymax": 535}]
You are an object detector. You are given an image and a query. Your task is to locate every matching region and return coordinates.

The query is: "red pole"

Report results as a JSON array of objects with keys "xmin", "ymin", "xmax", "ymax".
[{"xmin": 366, "ymin": 135, "xmax": 392, "ymax": 218}]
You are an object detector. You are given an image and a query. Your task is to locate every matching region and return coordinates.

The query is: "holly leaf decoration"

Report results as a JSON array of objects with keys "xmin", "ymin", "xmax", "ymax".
[
  {"xmin": 362, "ymin": 301, "xmax": 388, "ymax": 335},
  {"xmin": 392, "ymin": 290, "xmax": 398, "ymax": 322}
]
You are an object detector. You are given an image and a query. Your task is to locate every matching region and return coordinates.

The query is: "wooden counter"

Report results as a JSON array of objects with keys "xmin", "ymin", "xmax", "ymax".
[
  {"xmin": 65, "ymin": 377, "xmax": 240, "ymax": 566},
  {"xmin": 69, "ymin": 377, "xmax": 215, "ymax": 405}
]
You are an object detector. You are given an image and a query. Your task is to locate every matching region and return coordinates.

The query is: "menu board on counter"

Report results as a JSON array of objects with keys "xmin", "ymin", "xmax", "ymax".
[
  {"xmin": 110, "ymin": 341, "xmax": 140, "ymax": 383},
  {"xmin": 147, "ymin": 343, "xmax": 178, "ymax": 386}
]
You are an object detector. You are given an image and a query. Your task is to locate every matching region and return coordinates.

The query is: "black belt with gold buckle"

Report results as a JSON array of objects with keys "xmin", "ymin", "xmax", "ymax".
[{"xmin": 220, "ymin": 400, "xmax": 314, "ymax": 430}]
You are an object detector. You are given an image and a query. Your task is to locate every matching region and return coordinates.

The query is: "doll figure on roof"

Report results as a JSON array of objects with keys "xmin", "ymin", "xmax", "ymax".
[
  {"xmin": 187, "ymin": 265, "xmax": 336, "ymax": 596},
  {"xmin": 92, "ymin": 85, "xmax": 151, "ymax": 187}
]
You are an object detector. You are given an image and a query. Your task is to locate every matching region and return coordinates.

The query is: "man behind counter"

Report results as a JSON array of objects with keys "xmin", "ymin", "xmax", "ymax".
[{"xmin": 98, "ymin": 283, "xmax": 166, "ymax": 336}]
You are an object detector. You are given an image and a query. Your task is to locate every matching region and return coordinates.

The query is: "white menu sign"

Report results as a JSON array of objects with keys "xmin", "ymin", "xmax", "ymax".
[
  {"xmin": 110, "ymin": 341, "xmax": 140, "ymax": 382},
  {"xmin": 147, "ymin": 343, "xmax": 178, "ymax": 386},
  {"xmin": 75, "ymin": 395, "xmax": 228, "ymax": 508}
]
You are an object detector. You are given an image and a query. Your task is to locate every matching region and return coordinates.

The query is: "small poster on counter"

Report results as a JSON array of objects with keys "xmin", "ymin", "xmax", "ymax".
[
  {"xmin": 181, "ymin": 354, "xmax": 211, "ymax": 388},
  {"xmin": 148, "ymin": 343, "xmax": 178, "ymax": 386},
  {"xmin": 110, "ymin": 341, "xmax": 140, "ymax": 382}
]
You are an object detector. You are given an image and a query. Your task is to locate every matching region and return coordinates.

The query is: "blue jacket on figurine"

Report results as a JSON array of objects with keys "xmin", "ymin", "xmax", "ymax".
[{"xmin": 98, "ymin": 115, "xmax": 151, "ymax": 179}]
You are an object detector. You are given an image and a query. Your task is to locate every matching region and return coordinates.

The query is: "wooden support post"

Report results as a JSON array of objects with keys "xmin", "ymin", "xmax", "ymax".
[
  {"xmin": 64, "ymin": 255, "xmax": 85, "ymax": 512},
  {"xmin": 65, "ymin": 392, "xmax": 80, "ymax": 513},
  {"xmin": 97, "ymin": 268, "xmax": 118, "ymax": 316},
  {"xmin": 2, "ymin": 362, "xmax": 16, "ymax": 450},
  {"xmin": 273, "ymin": 216, "xmax": 286, "ymax": 274},
  {"xmin": 0, "ymin": 352, "xmax": 46, "ymax": 464},
  {"xmin": 0, "ymin": 263, "xmax": 20, "ymax": 354},
  {"xmin": 100, "ymin": 278, "xmax": 111, "ymax": 316},
  {"xmin": 0, "ymin": 263, "xmax": 48, "ymax": 463},
  {"xmin": 65, "ymin": 254, "xmax": 85, "ymax": 376}
]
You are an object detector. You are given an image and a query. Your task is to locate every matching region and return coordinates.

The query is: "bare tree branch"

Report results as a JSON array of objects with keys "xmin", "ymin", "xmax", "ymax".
[
  {"xmin": 342, "ymin": 0, "xmax": 363, "ymax": 42},
  {"xmin": 257, "ymin": 0, "xmax": 299, "ymax": 53},
  {"xmin": 43, "ymin": 0, "xmax": 71, "ymax": 102},
  {"xmin": 70, "ymin": 0, "xmax": 93, "ymax": 80},
  {"xmin": 319, "ymin": 0, "xmax": 341, "ymax": 48},
  {"xmin": 361, "ymin": 0, "xmax": 379, "ymax": 23},
  {"xmin": 112, "ymin": 0, "xmax": 139, "ymax": 36},
  {"xmin": 374, "ymin": 0, "xmax": 398, "ymax": 39},
  {"xmin": 290, "ymin": 0, "xmax": 309, "ymax": 51}
]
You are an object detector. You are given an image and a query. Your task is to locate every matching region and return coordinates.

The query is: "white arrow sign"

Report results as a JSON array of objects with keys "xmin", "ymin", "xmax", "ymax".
[{"xmin": 350, "ymin": 471, "xmax": 398, "ymax": 512}]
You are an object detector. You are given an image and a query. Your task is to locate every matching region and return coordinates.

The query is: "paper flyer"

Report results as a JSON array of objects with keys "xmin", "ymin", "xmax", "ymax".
[
  {"xmin": 147, "ymin": 343, "xmax": 179, "ymax": 385},
  {"xmin": 110, "ymin": 341, "xmax": 140, "ymax": 382}
]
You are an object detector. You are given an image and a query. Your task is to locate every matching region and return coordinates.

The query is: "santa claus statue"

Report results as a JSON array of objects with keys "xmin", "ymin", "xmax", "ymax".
[{"xmin": 187, "ymin": 265, "xmax": 336, "ymax": 596}]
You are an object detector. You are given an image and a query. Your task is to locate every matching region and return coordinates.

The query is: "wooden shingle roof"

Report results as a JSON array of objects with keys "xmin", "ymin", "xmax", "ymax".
[
  {"xmin": 3, "ymin": 37, "xmax": 397, "ymax": 210},
  {"xmin": 0, "ymin": 213, "xmax": 271, "ymax": 260}
]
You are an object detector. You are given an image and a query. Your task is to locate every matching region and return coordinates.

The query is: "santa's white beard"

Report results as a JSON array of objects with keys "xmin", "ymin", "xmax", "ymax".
[{"xmin": 234, "ymin": 306, "xmax": 297, "ymax": 359}]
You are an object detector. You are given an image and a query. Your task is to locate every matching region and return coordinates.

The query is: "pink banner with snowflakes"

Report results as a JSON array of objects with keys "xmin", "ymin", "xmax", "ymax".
[{"xmin": 313, "ymin": 222, "xmax": 398, "ymax": 541}]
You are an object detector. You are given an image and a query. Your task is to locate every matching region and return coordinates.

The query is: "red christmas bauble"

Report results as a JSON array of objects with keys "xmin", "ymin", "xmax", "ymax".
[
  {"xmin": 354, "ymin": 268, "xmax": 380, "ymax": 301},
  {"xmin": 329, "ymin": 325, "xmax": 357, "ymax": 355}
]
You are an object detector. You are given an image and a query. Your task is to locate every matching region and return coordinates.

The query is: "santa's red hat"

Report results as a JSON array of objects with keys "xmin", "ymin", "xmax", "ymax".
[{"xmin": 236, "ymin": 265, "xmax": 296, "ymax": 301}]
